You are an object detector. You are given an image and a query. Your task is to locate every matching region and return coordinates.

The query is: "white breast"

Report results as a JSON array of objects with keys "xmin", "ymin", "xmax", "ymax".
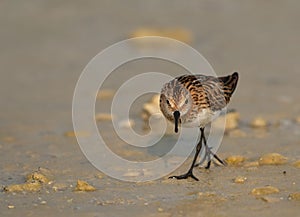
[{"xmin": 182, "ymin": 109, "xmax": 221, "ymax": 128}]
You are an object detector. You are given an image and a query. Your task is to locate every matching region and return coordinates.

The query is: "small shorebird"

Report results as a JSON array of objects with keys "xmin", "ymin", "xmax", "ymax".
[{"xmin": 160, "ymin": 72, "xmax": 239, "ymax": 180}]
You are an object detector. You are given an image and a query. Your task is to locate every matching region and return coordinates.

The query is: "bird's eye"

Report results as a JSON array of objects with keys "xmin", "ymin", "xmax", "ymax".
[
  {"xmin": 185, "ymin": 99, "xmax": 188, "ymax": 104},
  {"xmin": 166, "ymin": 99, "xmax": 171, "ymax": 106}
]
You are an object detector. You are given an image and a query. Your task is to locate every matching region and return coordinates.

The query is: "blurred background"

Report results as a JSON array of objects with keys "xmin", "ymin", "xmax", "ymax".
[
  {"xmin": 1, "ymin": 0, "xmax": 299, "ymax": 129},
  {"xmin": 1, "ymin": 1, "xmax": 300, "ymax": 216}
]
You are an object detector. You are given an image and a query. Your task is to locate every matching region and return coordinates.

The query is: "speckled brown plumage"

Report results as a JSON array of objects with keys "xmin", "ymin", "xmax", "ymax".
[
  {"xmin": 159, "ymin": 72, "xmax": 239, "ymax": 181},
  {"xmin": 160, "ymin": 72, "xmax": 239, "ymax": 127}
]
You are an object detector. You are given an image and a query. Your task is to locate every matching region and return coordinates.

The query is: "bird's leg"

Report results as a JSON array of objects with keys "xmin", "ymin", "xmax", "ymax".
[
  {"xmin": 194, "ymin": 128, "xmax": 226, "ymax": 169},
  {"xmin": 202, "ymin": 131, "xmax": 212, "ymax": 169},
  {"xmin": 202, "ymin": 129, "xmax": 226, "ymax": 169},
  {"xmin": 169, "ymin": 129, "xmax": 203, "ymax": 181}
]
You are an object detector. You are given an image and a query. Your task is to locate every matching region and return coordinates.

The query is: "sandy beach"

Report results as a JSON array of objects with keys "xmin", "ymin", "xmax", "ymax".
[{"xmin": 1, "ymin": 1, "xmax": 300, "ymax": 216}]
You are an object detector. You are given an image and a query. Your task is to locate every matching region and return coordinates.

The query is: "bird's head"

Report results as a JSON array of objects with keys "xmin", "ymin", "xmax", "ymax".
[{"xmin": 159, "ymin": 80, "xmax": 192, "ymax": 133}]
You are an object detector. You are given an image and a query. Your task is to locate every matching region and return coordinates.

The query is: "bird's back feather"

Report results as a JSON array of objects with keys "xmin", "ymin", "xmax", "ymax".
[{"xmin": 175, "ymin": 72, "xmax": 239, "ymax": 111}]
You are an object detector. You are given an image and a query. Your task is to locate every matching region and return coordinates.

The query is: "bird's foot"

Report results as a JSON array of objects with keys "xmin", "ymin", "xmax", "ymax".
[
  {"xmin": 194, "ymin": 150, "xmax": 226, "ymax": 169},
  {"xmin": 205, "ymin": 160, "xmax": 211, "ymax": 169},
  {"xmin": 216, "ymin": 158, "xmax": 226, "ymax": 166},
  {"xmin": 194, "ymin": 163, "xmax": 201, "ymax": 168},
  {"xmin": 169, "ymin": 171, "xmax": 199, "ymax": 181}
]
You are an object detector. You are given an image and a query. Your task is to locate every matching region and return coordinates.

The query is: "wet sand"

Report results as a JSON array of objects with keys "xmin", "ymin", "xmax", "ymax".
[{"xmin": 1, "ymin": 1, "xmax": 300, "ymax": 217}]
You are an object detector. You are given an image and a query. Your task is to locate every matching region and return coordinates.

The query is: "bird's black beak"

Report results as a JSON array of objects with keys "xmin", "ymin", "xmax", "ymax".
[{"xmin": 173, "ymin": 111, "xmax": 180, "ymax": 133}]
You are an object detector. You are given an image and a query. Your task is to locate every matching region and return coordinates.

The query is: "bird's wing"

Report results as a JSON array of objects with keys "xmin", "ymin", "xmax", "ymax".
[{"xmin": 176, "ymin": 73, "xmax": 239, "ymax": 111}]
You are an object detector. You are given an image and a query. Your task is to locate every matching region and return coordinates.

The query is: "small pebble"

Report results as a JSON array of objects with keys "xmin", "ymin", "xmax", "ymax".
[
  {"xmin": 95, "ymin": 173, "xmax": 103, "ymax": 179},
  {"xmin": 40, "ymin": 201, "xmax": 47, "ymax": 205},
  {"xmin": 150, "ymin": 94, "xmax": 160, "ymax": 105},
  {"xmin": 4, "ymin": 182, "xmax": 41, "ymax": 192},
  {"xmin": 27, "ymin": 171, "xmax": 50, "ymax": 184},
  {"xmin": 288, "ymin": 192, "xmax": 300, "ymax": 201},
  {"xmin": 142, "ymin": 94, "xmax": 161, "ymax": 118},
  {"xmin": 225, "ymin": 155, "xmax": 246, "ymax": 166},
  {"xmin": 8, "ymin": 205, "xmax": 15, "ymax": 209},
  {"xmin": 251, "ymin": 186, "xmax": 279, "ymax": 196},
  {"xmin": 225, "ymin": 112, "xmax": 240, "ymax": 130},
  {"xmin": 75, "ymin": 180, "xmax": 96, "ymax": 192},
  {"xmin": 4, "ymin": 168, "xmax": 51, "ymax": 193},
  {"xmin": 130, "ymin": 28, "xmax": 193, "ymax": 44},
  {"xmin": 97, "ymin": 89, "xmax": 115, "ymax": 100},
  {"xmin": 250, "ymin": 117, "xmax": 268, "ymax": 128},
  {"xmin": 258, "ymin": 153, "xmax": 288, "ymax": 165},
  {"xmin": 158, "ymin": 207, "xmax": 164, "ymax": 212},
  {"xmin": 118, "ymin": 119, "xmax": 135, "ymax": 128},
  {"xmin": 292, "ymin": 160, "xmax": 300, "ymax": 168},
  {"xmin": 233, "ymin": 176, "xmax": 247, "ymax": 184},
  {"xmin": 141, "ymin": 95, "xmax": 162, "ymax": 125},
  {"xmin": 142, "ymin": 94, "xmax": 174, "ymax": 135},
  {"xmin": 95, "ymin": 113, "xmax": 114, "ymax": 121}
]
